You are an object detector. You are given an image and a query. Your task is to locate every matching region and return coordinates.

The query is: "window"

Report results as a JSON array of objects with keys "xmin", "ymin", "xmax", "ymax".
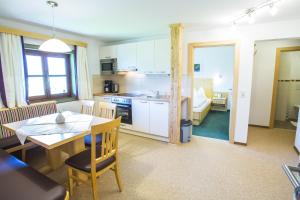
[{"xmin": 25, "ymin": 50, "xmax": 73, "ymax": 101}]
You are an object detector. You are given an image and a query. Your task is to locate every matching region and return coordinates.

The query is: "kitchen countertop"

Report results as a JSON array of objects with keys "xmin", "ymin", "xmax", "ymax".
[{"xmin": 93, "ymin": 93, "xmax": 188, "ymax": 103}]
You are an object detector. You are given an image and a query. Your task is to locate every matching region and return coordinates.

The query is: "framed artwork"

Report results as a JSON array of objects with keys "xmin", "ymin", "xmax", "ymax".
[{"xmin": 194, "ymin": 64, "xmax": 200, "ymax": 72}]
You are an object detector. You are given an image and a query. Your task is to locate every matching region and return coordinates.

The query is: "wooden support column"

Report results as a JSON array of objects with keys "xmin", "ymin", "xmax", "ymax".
[{"xmin": 169, "ymin": 23, "xmax": 183, "ymax": 144}]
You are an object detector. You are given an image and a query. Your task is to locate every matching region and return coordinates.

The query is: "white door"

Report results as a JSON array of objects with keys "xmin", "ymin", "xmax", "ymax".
[
  {"xmin": 132, "ymin": 100, "xmax": 150, "ymax": 133},
  {"xmin": 154, "ymin": 39, "xmax": 171, "ymax": 74},
  {"xmin": 137, "ymin": 41, "xmax": 155, "ymax": 73},
  {"xmin": 117, "ymin": 43, "xmax": 137, "ymax": 71},
  {"xmin": 100, "ymin": 46, "xmax": 117, "ymax": 59},
  {"xmin": 149, "ymin": 101, "xmax": 169, "ymax": 137}
]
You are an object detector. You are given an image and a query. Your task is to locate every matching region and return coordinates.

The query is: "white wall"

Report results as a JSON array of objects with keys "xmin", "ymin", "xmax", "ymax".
[
  {"xmin": 250, "ymin": 39, "xmax": 300, "ymax": 126},
  {"xmin": 194, "ymin": 46, "xmax": 234, "ymax": 92},
  {"xmin": 183, "ymin": 18, "xmax": 300, "ymax": 144}
]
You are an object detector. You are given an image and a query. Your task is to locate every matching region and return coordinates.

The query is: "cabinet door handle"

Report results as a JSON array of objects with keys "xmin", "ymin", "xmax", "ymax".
[
  {"xmin": 140, "ymin": 101, "xmax": 148, "ymax": 103},
  {"xmin": 154, "ymin": 102, "xmax": 165, "ymax": 105}
]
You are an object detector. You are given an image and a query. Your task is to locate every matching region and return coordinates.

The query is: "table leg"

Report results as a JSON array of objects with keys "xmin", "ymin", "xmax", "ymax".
[{"xmin": 46, "ymin": 147, "xmax": 66, "ymax": 170}]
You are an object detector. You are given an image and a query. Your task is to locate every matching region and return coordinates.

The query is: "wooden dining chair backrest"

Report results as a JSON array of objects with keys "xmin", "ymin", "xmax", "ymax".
[
  {"xmin": 94, "ymin": 102, "xmax": 116, "ymax": 119},
  {"xmin": 80, "ymin": 100, "xmax": 95, "ymax": 115},
  {"xmin": 90, "ymin": 117, "xmax": 121, "ymax": 170}
]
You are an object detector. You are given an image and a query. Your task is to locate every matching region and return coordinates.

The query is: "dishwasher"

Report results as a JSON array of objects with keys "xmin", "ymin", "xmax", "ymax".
[{"xmin": 283, "ymin": 164, "xmax": 300, "ymax": 200}]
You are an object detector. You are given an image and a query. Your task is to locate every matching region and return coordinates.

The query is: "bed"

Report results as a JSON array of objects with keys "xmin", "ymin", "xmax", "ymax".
[{"xmin": 193, "ymin": 78, "xmax": 213, "ymax": 126}]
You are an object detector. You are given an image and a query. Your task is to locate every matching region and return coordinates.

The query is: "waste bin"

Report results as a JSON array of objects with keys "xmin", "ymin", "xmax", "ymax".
[{"xmin": 180, "ymin": 119, "xmax": 192, "ymax": 143}]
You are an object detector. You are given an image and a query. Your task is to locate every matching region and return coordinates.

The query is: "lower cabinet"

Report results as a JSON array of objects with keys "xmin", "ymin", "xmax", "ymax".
[
  {"xmin": 132, "ymin": 99, "xmax": 169, "ymax": 138},
  {"xmin": 149, "ymin": 101, "xmax": 169, "ymax": 137},
  {"xmin": 132, "ymin": 100, "xmax": 150, "ymax": 133}
]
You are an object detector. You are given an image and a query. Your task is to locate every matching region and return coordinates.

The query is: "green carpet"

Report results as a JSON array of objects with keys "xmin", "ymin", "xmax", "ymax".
[{"xmin": 193, "ymin": 111, "xmax": 230, "ymax": 141}]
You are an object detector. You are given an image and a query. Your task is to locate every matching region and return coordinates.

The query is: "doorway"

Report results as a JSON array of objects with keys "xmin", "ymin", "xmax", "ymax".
[
  {"xmin": 270, "ymin": 46, "xmax": 300, "ymax": 130},
  {"xmin": 188, "ymin": 41, "xmax": 240, "ymax": 143}
]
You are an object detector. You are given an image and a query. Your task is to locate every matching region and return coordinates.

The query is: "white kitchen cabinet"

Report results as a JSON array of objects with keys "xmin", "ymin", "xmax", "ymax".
[
  {"xmin": 99, "ymin": 46, "xmax": 117, "ymax": 59},
  {"xmin": 149, "ymin": 101, "xmax": 169, "ymax": 137},
  {"xmin": 132, "ymin": 100, "xmax": 150, "ymax": 133},
  {"xmin": 137, "ymin": 41, "xmax": 155, "ymax": 73},
  {"xmin": 154, "ymin": 39, "xmax": 171, "ymax": 74},
  {"xmin": 117, "ymin": 43, "xmax": 137, "ymax": 71},
  {"xmin": 295, "ymin": 109, "xmax": 300, "ymax": 151},
  {"xmin": 94, "ymin": 96, "xmax": 112, "ymax": 103}
]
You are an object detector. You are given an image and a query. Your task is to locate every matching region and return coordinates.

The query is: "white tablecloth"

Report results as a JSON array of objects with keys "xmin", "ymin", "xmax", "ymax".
[{"xmin": 16, "ymin": 112, "xmax": 94, "ymax": 144}]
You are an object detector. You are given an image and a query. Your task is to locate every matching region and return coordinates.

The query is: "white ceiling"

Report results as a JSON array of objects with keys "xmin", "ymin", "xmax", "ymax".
[{"xmin": 0, "ymin": 0, "xmax": 299, "ymax": 42}]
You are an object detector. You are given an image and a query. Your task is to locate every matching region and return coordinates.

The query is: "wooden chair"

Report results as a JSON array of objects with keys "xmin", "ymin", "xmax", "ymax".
[
  {"xmin": 94, "ymin": 102, "xmax": 117, "ymax": 119},
  {"xmin": 84, "ymin": 102, "xmax": 117, "ymax": 147},
  {"xmin": 80, "ymin": 100, "xmax": 95, "ymax": 115},
  {"xmin": 65, "ymin": 117, "xmax": 123, "ymax": 200}
]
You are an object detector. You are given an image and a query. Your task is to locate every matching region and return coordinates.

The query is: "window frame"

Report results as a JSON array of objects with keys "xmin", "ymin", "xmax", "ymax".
[{"xmin": 25, "ymin": 49, "xmax": 73, "ymax": 102}]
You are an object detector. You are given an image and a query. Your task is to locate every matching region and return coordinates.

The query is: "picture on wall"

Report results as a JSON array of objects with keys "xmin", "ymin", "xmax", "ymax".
[{"xmin": 194, "ymin": 64, "xmax": 200, "ymax": 72}]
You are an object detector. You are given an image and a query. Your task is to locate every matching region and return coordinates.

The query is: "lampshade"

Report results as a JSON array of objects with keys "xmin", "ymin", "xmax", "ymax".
[{"xmin": 39, "ymin": 38, "xmax": 71, "ymax": 53}]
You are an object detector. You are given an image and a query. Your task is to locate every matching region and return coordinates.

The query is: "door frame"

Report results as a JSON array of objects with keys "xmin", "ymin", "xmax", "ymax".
[
  {"xmin": 269, "ymin": 46, "xmax": 300, "ymax": 128},
  {"xmin": 188, "ymin": 41, "xmax": 240, "ymax": 143}
]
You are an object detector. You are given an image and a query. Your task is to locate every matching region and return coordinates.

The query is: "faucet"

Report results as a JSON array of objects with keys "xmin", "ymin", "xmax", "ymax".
[{"xmin": 151, "ymin": 90, "xmax": 160, "ymax": 98}]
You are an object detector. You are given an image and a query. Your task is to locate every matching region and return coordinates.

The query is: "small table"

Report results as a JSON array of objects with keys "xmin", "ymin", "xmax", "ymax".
[
  {"xmin": 211, "ymin": 97, "xmax": 227, "ymax": 112},
  {"xmin": 3, "ymin": 111, "xmax": 111, "ymax": 172}
]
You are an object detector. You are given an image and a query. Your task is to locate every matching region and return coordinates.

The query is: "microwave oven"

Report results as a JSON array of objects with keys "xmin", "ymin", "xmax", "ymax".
[{"xmin": 100, "ymin": 58, "xmax": 117, "ymax": 75}]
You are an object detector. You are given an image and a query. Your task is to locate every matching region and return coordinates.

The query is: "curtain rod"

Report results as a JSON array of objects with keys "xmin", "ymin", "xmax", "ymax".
[{"xmin": 0, "ymin": 25, "xmax": 88, "ymax": 48}]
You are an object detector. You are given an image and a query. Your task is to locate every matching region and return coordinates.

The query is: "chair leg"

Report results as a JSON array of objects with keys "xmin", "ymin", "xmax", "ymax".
[
  {"xmin": 91, "ymin": 173, "xmax": 98, "ymax": 200},
  {"xmin": 67, "ymin": 167, "xmax": 74, "ymax": 196},
  {"xmin": 114, "ymin": 163, "xmax": 123, "ymax": 192},
  {"xmin": 21, "ymin": 149, "xmax": 26, "ymax": 162}
]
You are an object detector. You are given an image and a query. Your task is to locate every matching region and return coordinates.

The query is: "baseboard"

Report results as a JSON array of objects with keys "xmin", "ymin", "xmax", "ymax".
[
  {"xmin": 234, "ymin": 142, "xmax": 247, "ymax": 146},
  {"xmin": 248, "ymin": 124, "xmax": 270, "ymax": 128},
  {"xmin": 294, "ymin": 146, "xmax": 299, "ymax": 155},
  {"xmin": 120, "ymin": 128, "xmax": 169, "ymax": 143}
]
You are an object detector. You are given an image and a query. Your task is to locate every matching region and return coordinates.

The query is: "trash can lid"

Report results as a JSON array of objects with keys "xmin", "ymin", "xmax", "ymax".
[{"xmin": 181, "ymin": 119, "xmax": 193, "ymax": 127}]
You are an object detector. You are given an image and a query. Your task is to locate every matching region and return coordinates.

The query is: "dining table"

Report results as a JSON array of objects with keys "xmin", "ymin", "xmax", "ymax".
[{"xmin": 2, "ymin": 111, "xmax": 111, "ymax": 174}]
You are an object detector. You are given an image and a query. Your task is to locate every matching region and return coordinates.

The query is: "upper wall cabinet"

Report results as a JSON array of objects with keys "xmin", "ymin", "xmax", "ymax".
[
  {"xmin": 137, "ymin": 41, "xmax": 155, "ymax": 73},
  {"xmin": 99, "ymin": 38, "xmax": 170, "ymax": 74},
  {"xmin": 154, "ymin": 39, "xmax": 171, "ymax": 74},
  {"xmin": 99, "ymin": 45, "xmax": 117, "ymax": 59},
  {"xmin": 117, "ymin": 43, "xmax": 137, "ymax": 71}
]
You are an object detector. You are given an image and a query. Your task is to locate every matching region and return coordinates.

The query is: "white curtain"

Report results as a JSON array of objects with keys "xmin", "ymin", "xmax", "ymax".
[
  {"xmin": 0, "ymin": 96, "xmax": 3, "ymax": 108},
  {"xmin": 0, "ymin": 33, "xmax": 27, "ymax": 108},
  {"xmin": 76, "ymin": 46, "xmax": 92, "ymax": 100}
]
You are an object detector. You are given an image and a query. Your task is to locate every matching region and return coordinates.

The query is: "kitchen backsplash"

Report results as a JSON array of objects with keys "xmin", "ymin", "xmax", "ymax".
[{"xmin": 93, "ymin": 73, "xmax": 171, "ymax": 95}]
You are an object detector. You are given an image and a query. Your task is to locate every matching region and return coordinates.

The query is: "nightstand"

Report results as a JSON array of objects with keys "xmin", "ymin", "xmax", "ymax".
[{"xmin": 211, "ymin": 97, "xmax": 228, "ymax": 112}]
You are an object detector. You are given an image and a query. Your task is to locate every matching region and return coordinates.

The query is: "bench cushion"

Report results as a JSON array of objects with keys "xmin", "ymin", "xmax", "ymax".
[
  {"xmin": 65, "ymin": 146, "xmax": 115, "ymax": 172},
  {"xmin": 0, "ymin": 149, "xmax": 66, "ymax": 200},
  {"xmin": 0, "ymin": 135, "xmax": 22, "ymax": 150},
  {"xmin": 84, "ymin": 134, "xmax": 102, "ymax": 147}
]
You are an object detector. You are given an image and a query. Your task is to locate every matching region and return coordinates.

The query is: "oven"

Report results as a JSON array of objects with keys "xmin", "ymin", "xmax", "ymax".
[
  {"xmin": 100, "ymin": 58, "xmax": 117, "ymax": 75},
  {"xmin": 111, "ymin": 97, "xmax": 132, "ymax": 126}
]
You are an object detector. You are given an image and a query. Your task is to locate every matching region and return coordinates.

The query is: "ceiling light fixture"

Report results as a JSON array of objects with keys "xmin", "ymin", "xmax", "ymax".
[
  {"xmin": 269, "ymin": 4, "xmax": 279, "ymax": 16},
  {"xmin": 231, "ymin": 0, "xmax": 283, "ymax": 27},
  {"xmin": 39, "ymin": 1, "xmax": 71, "ymax": 53}
]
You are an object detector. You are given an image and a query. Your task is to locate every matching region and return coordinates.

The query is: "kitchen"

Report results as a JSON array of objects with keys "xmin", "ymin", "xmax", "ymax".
[{"xmin": 93, "ymin": 38, "xmax": 188, "ymax": 142}]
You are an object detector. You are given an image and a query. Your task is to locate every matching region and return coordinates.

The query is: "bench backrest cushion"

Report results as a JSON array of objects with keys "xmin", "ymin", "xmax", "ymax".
[{"xmin": 0, "ymin": 101, "xmax": 57, "ymax": 138}]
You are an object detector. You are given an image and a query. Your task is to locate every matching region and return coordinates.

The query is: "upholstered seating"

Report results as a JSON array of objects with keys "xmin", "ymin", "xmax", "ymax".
[
  {"xmin": 0, "ymin": 149, "xmax": 68, "ymax": 200},
  {"xmin": 65, "ymin": 146, "xmax": 116, "ymax": 172},
  {"xmin": 0, "ymin": 101, "xmax": 57, "ymax": 160}
]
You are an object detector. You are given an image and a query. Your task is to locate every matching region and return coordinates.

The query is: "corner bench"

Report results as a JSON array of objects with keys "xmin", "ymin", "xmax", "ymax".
[
  {"xmin": 0, "ymin": 148, "xmax": 68, "ymax": 200},
  {"xmin": 0, "ymin": 101, "xmax": 57, "ymax": 160}
]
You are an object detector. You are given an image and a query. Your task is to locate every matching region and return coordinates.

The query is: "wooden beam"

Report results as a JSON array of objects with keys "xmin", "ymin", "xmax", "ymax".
[
  {"xmin": 0, "ymin": 26, "xmax": 88, "ymax": 48},
  {"xmin": 169, "ymin": 23, "xmax": 183, "ymax": 144}
]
